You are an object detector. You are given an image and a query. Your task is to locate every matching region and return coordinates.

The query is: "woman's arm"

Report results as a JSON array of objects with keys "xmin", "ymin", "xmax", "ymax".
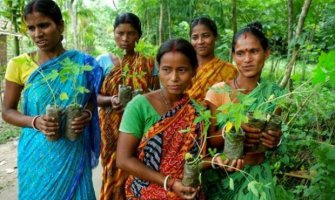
[
  {"xmin": 116, "ymin": 133, "xmax": 165, "ymax": 185},
  {"xmin": 117, "ymin": 132, "xmax": 198, "ymax": 199},
  {"xmin": 97, "ymin": 94, "xmax": 124, "ymax": 112},
  {"xmin": 2, "ymin": 81, "xmax": 30, "ymax": 127},
  {"xmin": 2, "ymin": 80, "xmax": 59, "ymax": 135}
]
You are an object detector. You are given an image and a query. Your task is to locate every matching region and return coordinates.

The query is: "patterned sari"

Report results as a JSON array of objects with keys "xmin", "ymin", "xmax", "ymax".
[
  {"xmin": 187, "ymin": 57, "xmax": 237, "ymax": 103},
  {"xmin": 20, "ymin": 50, "xmax": 102, "ymax": 200},
  {"xmin": 125, "ymin": 95, "xmax": 202, "ymax": 200},
  {"xmin": 99, "ymin": 53, "xmax": 156, "ymax": 200},
  {"xmin": 203, "ymin": 80, "xmax": 284, "ymax": 200}
]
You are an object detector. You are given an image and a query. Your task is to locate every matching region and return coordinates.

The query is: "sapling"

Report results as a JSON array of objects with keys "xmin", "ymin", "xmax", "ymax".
[
  {"xmin": 181, "ymin": 100, "xmax": 211, "ymax": 188},
  {"xmin": 58, "ymin": 58, "xmax": 92, "ymax": 141},
  {"xmin": 30, "ymin": 66, "xmax": 68, "ymax": 141}
]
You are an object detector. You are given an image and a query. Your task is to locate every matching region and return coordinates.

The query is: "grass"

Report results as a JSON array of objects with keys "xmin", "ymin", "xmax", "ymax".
[{"xmin": 0, "ymin": 120, "xmax": 20, "ymax": 144}]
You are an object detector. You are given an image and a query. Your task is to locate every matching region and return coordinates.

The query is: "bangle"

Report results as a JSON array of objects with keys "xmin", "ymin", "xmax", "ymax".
[
  {"xmin": 83, "ymin": 109, "xmax": 92, "ymax": 120},
  {"xmin": 277, "ymin": 137, "xmax": 283, "ymax": 147},
  {"xmin": 31, "ymin": 115, "xmax": 40, "ymax": 131},
  {"xmin": 211, "ymin": 153, "xmax": 221, "ymax": 169},
  {"xmin": 221, "ymin": 124, "xmax": 226, "ymax": 139},
  {"xmin": 163, "ymin": 175, "xmax": 170, "ymax": 191}
]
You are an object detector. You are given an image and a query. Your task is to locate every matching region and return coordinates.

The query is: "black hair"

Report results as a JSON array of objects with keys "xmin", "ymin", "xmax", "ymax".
[
  {"xmin": 24, "ymin": 0, "xmax": 63, "ymax": 25},
  {"xmin": 190, "ymin": 16, "xmax": 218, "ymax": 38},
  {"xmin": 114, "ymin": 12, "xmax": 142, "ymax": 37},
  {"xmin": 156, "ymin": 38, "xmax": 198, "ymax": 70},
  {"xmin": 232, "ymin": 22, "xmax": 269, "ymax": 52}
]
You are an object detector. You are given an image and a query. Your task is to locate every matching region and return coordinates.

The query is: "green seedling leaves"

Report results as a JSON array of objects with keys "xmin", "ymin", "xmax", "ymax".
[
  {"xmin": 60, "ymin": 92, "xmax": 69, "ymax": 101},
  {"xmin": 43, "ymin": 69, "xmax": 59, "ymax": 82},
  {"xmin": 208, "ymin": 148, "xmax": 217, "ymax": 157},
  {"xmin": 229, "ymin": 178, "xmax": 235, "ymax": 190},
  {"xmin": 81, "ymin": 65, "xmax": 93, "ymax": 72},
  {"xmin": 76, "ymin": 86, "xmax": 90, "ymax": 94},
  {"xmin": 179, "ymin": 127, "xmax": 191, "ymax": 134}
]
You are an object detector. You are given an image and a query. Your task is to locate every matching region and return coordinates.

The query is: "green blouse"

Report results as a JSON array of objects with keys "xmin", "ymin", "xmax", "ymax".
[{"xmin": 119, "ymin": 95, "xmax": 161, "ymax": 139}]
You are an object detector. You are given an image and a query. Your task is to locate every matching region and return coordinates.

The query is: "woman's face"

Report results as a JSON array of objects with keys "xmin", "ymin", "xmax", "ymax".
[
  {"xmin": 159, "ymin": 52, "xmax": 194, "ymax": 95},
  {"xmin": 114, "ymin": 23, "xmax": 140, "ymax": 52},
  {"xmin": 233, "ymin": 32, "xmax": 270, "ymax": 78},
  {"xmin": 190, "ymin": 24, "xmax": 216, "ymax": 58},
  {"xmin": 25, "ymin": 12, "xmax": 64, "ymax": 52}
]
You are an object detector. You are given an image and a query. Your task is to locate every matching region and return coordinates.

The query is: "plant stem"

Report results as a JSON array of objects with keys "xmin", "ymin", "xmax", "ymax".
[{"xmin": 36, "ymin": 69, "xmax": 57, "ymax": 105}]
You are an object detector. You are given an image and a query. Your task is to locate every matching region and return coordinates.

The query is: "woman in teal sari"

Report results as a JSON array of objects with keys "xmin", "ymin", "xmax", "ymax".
[
  {"xmin": 202, "ymin": 22, "xmax": 284, "ymax": 199},
  {"xmin": 2, "ymin": 0, "xmax": 102, "ymax": 199}
]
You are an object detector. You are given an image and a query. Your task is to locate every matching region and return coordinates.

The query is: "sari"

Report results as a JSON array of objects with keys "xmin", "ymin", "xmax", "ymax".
[
  {"xmin": 125, "ymin": 95, "xmax": 202, "ymax": 200},
  {"xmin": 19, "ymin": 50, "xmax": 103, "ymax": 200},
  {"xmin": 203, "ymin": 80, "xmax": 284, "ymax": 200},
  {"xmin": 99, "ymin": 53, "xmax": 156, "ymax": 200},
  {"xmin": 187, "ymin": 57, "xmax": 237, "ymax": 103}
]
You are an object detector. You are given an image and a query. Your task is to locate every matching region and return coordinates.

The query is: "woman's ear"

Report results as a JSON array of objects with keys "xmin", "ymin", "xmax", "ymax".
[{"xmin": 58, "ymin": 20, "xmax": 65, "ymax": 34}]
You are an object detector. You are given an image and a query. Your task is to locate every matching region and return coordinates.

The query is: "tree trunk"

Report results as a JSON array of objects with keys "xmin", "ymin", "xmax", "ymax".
[
  {"xmin": 12, "ymin": 11, "xmax": 20, "ymax": 55},
  {"xmin": 287, "ymin": 0, "xmax": 294, "ymax": 56},
  {"xmin": 167, "ymin": 3, "xmax": 172, "ymax": 39},
  {"xmin": 0, "ymin": 35, "xmax": 7, "ymax": 66},
  {"xmin": 280, "ymin": 0, "xmax": 312, "ymax": 88},
  {"xmin": 71, "ymin": 0, "xmax": 78, "ymax": 49},
  {"xmin": 159, "ymin": 0, "xmax": 164, "ymax": 45},
  {"xmin": 231, "ymin": 0, "xmax": 237, "ymax": 62}
]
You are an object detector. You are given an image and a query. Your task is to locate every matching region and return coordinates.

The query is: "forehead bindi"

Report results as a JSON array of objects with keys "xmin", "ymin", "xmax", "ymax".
[{"xmin": 236, "ymin": 34, "xmax": 261, "ymax": 50}]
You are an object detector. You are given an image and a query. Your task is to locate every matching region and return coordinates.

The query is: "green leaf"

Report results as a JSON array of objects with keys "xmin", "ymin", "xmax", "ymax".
[
  {"xmin": 179, "ymin": 127, "xmax": 190, "ymax": 134},
  {"xmin": 43, "ymin": 69, "xmax": 59, "ymax": 81},
  {"xmin": 81, "ymin": 65, "xmax": 93, "ymax": 72},
  {"xmin": 248, "ymin": 181, "xmax": 259, "ymax": 197},
  {"xmin": 77, "ymin": 86, "xmax": 90, "ymax": 94},
  {"xmin": 208, "ymin": 148, "xmax": 217, "ymax": 157},
  {"xmin": 229, "ymin": 178, "xmax": 234, "ymax": 190},
  {"xmin": 60, "ymin": 92, "xmax": 69, "ymax": 101}
]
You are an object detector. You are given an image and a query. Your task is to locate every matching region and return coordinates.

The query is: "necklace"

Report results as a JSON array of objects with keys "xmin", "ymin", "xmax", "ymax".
[
  {"xmin": 234, "ymin": 78, "xmax": 260, "ymax": 93},
  {"xmin": 160, "ymin": 89, "xmax": 171, "ymax": 110}
]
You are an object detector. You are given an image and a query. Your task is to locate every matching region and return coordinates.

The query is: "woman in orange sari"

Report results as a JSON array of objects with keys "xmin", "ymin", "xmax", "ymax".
[
  {"xmin": 116, "ymin": 38, "xmax": 202, "ymax": 200},
  {"xmin": 187, "ymin": 17, "xmax": 237, "ymax": 103},
  {"xmin": 97, "ymin": 13, "xmax": 157, "ymax": 200}
]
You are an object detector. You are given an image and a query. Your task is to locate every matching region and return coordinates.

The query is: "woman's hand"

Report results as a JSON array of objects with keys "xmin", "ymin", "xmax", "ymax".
[
  {"xmin": 111, "ymin": 95, "xmax": 124, "ymax": 113},
  {"xmin": 172, "ymin": 180, "xmax": 199, "ymax": 200},
  {"xmin": 260, "ymin": 129, "xmax": 282, "ymax": 149},
  {"xmin": 71, "ymin": 110, "xmax": 92, "ymax": 134},
  {"xmin": 35, "ymin": 115, "xmax": 59, "ymax": 136},
  {"xmin": 241, "ymin": 124, "xmax": 262, "ymax": 148},
  {"xmin": 213, "ymin": 155, "xmax": 244, "ymax": 172}
]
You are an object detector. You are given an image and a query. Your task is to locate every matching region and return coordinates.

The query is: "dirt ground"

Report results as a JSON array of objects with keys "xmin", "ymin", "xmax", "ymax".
[
  {"xmin": 0, "ymin": 135, "xmax": 102, "ymax": 200},
  {"xmin": 0, "ymin": 138, "xmax": 18, "ymax": 199}
]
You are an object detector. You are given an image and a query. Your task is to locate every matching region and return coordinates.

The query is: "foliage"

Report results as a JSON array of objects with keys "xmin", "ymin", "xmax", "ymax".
[{"xmin": 57, "ymin": 58, "xmax": 92, "ymax": 105}]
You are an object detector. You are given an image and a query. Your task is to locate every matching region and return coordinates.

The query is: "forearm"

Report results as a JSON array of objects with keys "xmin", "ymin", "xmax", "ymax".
[
  {"xmin": 117, "ymin": 157, "xmax": 165, "ymax": 186},
  {"xmin": 2, "ymin": 108, "xmax": 35, "ymax": 128},
  {"xmin": 97, "ymin": 94, "xmax": 112, "ymax": 107},
  {"xmin": 208, "ymin": 127, "xmax": 224, "ymax": 149}
]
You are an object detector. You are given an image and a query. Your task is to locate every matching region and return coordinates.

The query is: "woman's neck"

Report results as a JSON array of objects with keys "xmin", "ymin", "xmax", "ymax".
[
  {"xmin": 235, "ymin": 75, "xmax": 260, "ymax": 94},
  {"xmin": 125, "ymin": 50, "xmax": 136, "ymax": 57},
  {"xmin": 161, "ymin": 88, "xmax": 183, "ymax": 108},
  {"xmin": 38, "ymin": 45, "xmax": 65, "ymax": 64},
  {"xmin": 197, "ymin": 54, "xmax": 215, "ymax": 67}
]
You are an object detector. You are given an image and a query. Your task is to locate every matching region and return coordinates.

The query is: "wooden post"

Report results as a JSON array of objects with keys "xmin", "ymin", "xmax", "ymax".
[{"xmin": 0, "ymin": 34, "xmax": 7, "ymax": 66}]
